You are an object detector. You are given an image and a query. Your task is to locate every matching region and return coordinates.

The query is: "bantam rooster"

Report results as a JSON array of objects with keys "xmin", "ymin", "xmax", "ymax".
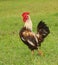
[{"xmin": 19, "ymin": 12, "xmax": 50, "ymax": 55}]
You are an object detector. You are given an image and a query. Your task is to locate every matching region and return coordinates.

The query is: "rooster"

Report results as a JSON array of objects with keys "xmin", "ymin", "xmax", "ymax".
[{"xmin": 19, "ymin": 12, "xmax": 50, "ymax": 55}]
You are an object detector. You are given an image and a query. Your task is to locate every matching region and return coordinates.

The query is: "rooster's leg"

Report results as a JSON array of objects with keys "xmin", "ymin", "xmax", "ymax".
[
  {"xmin": 31, "ymin": 50, "xmax": 34, "ymax": 55},
  {"xmin": 38, "ymin": 48, "xmax": 43, "ymax": 56}
]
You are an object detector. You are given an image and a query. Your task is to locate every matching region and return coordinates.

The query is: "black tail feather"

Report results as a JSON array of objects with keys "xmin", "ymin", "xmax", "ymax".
[{"xmin": 37, "ymin": 20, "xmax": 50, "ymax": 38}]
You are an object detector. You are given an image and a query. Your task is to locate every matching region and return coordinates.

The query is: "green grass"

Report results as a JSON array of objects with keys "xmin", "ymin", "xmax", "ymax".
[{"xmin": 0, "ymin": 0, "xmax": 58, "ymax": 65}]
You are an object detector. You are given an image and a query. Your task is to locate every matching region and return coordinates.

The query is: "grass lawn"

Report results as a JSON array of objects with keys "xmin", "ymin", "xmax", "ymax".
[{"xmin": 0, "ymin": 0, "xmax": 58, "ymax": 65}]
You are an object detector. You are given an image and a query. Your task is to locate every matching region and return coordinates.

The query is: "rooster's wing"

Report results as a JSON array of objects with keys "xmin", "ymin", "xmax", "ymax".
[{"xmin": 21, "ymin": 31, "xmax": 38, "ymax": 47}]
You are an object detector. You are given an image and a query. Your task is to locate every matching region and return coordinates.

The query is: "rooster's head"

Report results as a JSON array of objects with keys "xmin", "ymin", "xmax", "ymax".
[{"xmin": 22, "ymin": 12, "xmax": 30, "ymax": 22}]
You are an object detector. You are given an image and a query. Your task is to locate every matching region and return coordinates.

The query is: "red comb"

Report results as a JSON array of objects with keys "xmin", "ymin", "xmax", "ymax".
[{"xmin": 22, "ymin": 12, "xmax": 30, "ymax": 17}]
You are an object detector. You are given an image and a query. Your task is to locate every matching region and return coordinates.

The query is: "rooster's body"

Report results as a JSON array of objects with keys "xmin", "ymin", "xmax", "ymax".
[{"xmin": 19, "ymin": 12, "xmax": 50, "ymax": 54}]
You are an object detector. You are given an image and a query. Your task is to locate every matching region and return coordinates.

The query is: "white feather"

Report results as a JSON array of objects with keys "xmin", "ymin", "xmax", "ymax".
[
  {"xmin": 27, "ymin": 40, "xmax": 35, "ymax": 46},
  {"xmin": 21, "ymin": 37, "xmax": 25, "ymax": 41}
]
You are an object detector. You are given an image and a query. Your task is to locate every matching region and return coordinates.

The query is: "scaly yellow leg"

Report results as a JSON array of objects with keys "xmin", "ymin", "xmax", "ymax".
[
  {"xmin": 31, "ymin": 50, "xmax": 34, "ymax": 55},
  {"xmin": 38, "ymin": 49, "xmax": 44, "ymax": 56}
]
